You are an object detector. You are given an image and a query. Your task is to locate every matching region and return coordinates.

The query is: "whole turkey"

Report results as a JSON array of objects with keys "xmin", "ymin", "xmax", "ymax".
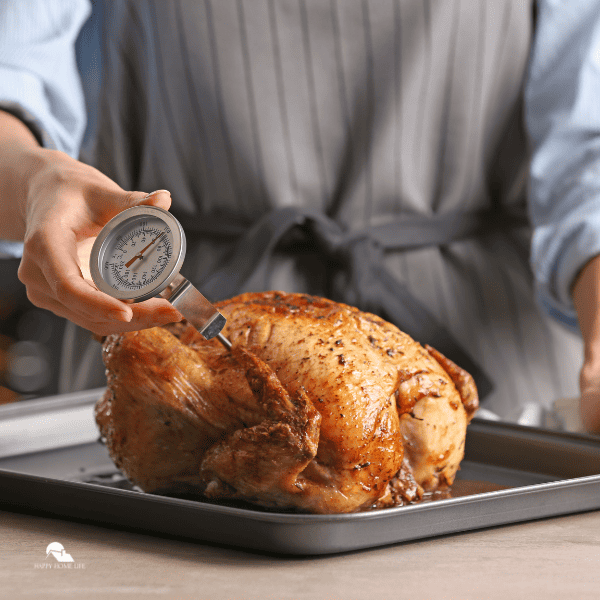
[{"xmin": 96, "ymin": 291, "xmax": 478, "ymax": 514}]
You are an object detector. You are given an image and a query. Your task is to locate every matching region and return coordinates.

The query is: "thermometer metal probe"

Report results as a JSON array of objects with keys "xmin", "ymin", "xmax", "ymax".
[{"xmin": 89, "ymin": 205, "xmax": 231, "ymax": 349}]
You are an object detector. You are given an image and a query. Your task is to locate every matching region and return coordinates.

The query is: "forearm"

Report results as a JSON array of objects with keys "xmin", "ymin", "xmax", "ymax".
[
  {"xmin": 572, "ymin": 255, "xmax": 600, "ymax": 431},
  {"xmin": 0, "ymin": 110, "xmax": 45, "ymax": 241}
]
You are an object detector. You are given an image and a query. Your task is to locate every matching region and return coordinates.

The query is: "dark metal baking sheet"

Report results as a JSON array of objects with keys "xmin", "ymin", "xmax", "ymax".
[{"xmin": 0, "ymin": 390, "xmax": 600, "ymax": 555}]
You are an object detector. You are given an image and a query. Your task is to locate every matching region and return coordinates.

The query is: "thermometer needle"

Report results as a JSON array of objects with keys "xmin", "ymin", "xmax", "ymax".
[{"xmin": 125, "ymin": 231, "xmax": 166, "ymax": 268}]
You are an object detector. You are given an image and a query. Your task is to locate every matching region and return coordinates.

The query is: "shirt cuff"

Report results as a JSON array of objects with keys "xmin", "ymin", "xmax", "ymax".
[
  {"xmin": 0, "ymin": 66, "xmax": 85, "ymax": 157},
  {"xmin": 531, "ymin": 193, "xmax": 600, "ymax": 331}
]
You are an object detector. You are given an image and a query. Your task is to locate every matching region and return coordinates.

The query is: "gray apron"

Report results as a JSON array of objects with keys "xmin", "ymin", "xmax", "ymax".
[{"xmin": 69, "ymin": 0, "xmax": 583, "ymax": 421}]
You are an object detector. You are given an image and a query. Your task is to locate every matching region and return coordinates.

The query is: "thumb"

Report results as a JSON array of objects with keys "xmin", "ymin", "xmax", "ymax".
[
  {"xmin": 125, "ymin": 189, "xmax": 172, "ymax": 212},
  {"xmin": 89, "ymin": 188, "xmax": 173, "ymax": 225}
]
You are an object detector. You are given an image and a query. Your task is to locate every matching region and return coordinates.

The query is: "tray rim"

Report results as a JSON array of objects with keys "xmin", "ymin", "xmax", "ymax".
[
  {"xmin": 2, "ymin": 465, "xmax": 600, "ymax": 523},
  {"xmin": 3, "ymin": 465, "xmax": 600, "ymax": 555}
]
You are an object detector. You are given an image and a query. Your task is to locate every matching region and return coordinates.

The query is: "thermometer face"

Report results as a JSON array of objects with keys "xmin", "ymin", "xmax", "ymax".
[{"xmin": 90, "ymin": 206, "xmax": 186, "ymax": 302}]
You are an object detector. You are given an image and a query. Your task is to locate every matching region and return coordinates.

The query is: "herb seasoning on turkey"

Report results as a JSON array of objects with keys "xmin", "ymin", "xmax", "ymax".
[{"xmin": 96, "ymin": 292, "xmax": 478, "ymax": 514}]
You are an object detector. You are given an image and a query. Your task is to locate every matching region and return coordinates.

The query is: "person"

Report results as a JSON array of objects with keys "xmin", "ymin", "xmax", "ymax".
[{"xmin": 0, "ymin": 0, "xmax": 598, "ymax": 430}]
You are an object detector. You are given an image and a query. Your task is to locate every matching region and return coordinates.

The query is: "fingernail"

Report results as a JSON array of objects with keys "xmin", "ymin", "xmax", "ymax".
[{"xmin": 143, "ymin": 189, "xmax": 171, "ymax": 200}]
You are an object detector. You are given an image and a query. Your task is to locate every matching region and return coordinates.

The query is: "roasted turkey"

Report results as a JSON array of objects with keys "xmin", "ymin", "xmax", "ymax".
[{"xmin": 96, "ymin": 291, "xmax": 478, "ymax": 514}]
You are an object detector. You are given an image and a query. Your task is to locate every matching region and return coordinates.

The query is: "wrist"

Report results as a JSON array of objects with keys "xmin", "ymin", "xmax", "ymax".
[
  {"xmin": 21, "ymin": 147, "xmax": 70, "ymax": 228},
  {"xmin": 19, "ymin": 145, "xmax": 51, "ymax": 223},
  {"xmin": 0, "ymin": 111, "xmax": 45, "ymax": 241}
]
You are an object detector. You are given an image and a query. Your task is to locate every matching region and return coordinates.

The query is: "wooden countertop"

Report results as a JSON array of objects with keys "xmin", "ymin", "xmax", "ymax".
[{"xmin": 2, "ymin": 507, "xmax": 600, "ymax": 599}]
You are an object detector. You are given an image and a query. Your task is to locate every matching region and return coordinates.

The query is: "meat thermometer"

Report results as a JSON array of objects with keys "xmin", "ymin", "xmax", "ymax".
[{"xmin": 89, "ymin": 205, "xmax": 231, "ymax": 349}]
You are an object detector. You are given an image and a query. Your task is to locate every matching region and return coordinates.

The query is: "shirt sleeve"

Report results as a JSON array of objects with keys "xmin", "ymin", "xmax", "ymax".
[
  {"xmin": 526, "ymin": 0, "xmax": 600, "ymax": 330},
  {"xmin": 0, "ymin": 0, "xmax": 91, "ymax": 158}
]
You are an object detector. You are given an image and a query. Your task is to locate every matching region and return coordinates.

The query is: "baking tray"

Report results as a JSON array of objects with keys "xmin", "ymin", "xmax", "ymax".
[{"xmin": 1, "ymin": 389, "xmax": 600, "ymax": 555}]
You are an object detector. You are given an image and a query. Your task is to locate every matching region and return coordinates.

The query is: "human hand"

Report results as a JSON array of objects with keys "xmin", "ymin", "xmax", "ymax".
[{"xmin": 17, "ymin": 148, "xmax": 183, "ymax": 336}]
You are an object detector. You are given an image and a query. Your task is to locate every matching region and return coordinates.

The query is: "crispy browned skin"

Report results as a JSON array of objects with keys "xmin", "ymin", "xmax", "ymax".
[
  {"xmin": 97, "ymin": 292, "xmax": 477, "ymax": 513},
  {"xmin": 425, "ymin": 345, "xmax": 479, "ymax": 421}
]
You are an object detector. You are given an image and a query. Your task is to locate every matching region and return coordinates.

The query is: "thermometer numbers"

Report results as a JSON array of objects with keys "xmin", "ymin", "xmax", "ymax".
[{"xmin": 101, "ymin": 221, "xmax": 173, "ymax": 292}]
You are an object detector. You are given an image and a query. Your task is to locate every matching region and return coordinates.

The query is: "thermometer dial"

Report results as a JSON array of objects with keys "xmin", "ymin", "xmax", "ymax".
[
  {"xmin": 90, "ymin": 205, "xmax": 230, "ymax": 346},
  {"xmin": 90, "ymin": 206, "xmax": 185, "ymax": 302}
]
